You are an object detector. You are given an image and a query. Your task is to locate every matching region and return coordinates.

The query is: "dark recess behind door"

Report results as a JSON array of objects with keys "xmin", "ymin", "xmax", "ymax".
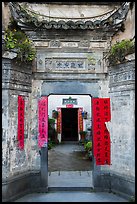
[{"xmin": 62, "ymin": 108, "xmax": 78, "ymax": 141}]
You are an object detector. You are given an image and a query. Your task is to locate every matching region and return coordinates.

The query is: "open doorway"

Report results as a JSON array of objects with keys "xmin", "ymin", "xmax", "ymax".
[{"xmin": 61, "ymin": 108, "xmax": 78, "ymax": 141}]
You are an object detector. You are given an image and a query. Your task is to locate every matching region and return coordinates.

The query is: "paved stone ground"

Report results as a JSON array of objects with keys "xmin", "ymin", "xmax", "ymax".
[
  {"xmin": 14, "ymin": 191, "xmax": 128, "ymax": 202},
  {"xmin": 48, "ymin": 170, "xmax": 93, "ymax": 188},
  {"xmin": 14, "ymin": 142, "xmax": 128, "ymax": 202},
  {"xmin": 48, "ymin": 142, "xmax": 92, "ymax": 172}
]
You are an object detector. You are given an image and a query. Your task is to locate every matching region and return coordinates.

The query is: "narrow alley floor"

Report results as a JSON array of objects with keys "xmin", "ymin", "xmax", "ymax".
[
  {"xmin": 48, "ymin": 141, "xmax": 93, "ymax": 189},
  {"xmin": 48, "ymin": 141, "xmax": 92, "ymax": 171},
  {"xmin": 14, "ymin": 191, "xmax": 128, "ymax": 202}
]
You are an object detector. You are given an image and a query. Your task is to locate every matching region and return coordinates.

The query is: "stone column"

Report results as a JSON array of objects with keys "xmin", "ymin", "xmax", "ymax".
[{"xmin": 40, "ymin": 146, "xmax": 48, "ymax": 191}]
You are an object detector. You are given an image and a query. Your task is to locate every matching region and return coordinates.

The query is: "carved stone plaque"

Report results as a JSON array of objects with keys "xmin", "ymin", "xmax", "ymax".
[{"xmin": 45, "ymin": 58, "xmax": 85, "ymax": 69}]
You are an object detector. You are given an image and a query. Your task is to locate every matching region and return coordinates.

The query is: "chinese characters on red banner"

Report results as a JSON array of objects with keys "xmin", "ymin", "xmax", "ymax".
[
  {"xmin": 78, "ymin": 108, "xmax": 83, "ymax": 132},
  {"xmin": 38, "ymin": 97, "xmax": 48, "ymax": 148},
  {"xmin": 92, "ymin": 98, "xmax": 111, "ymax": 165},
  {"xmin": 18, "ymin": 95, "xmax": 25, "ymax": 150},
  {"xmin": 57, "ymin": 108, "xmax": 62, "ymax": 133}
]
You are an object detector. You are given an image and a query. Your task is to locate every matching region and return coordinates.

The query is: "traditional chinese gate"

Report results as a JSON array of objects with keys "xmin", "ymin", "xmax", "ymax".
[{"xmin": 36, "ymin": 95, "xmax": 111, "ymax": 188}]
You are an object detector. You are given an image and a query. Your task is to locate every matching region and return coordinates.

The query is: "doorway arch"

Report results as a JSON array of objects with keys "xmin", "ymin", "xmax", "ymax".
[{"xmin": 47, "ymin": 93, "xmax": 94, "ymax": 189}]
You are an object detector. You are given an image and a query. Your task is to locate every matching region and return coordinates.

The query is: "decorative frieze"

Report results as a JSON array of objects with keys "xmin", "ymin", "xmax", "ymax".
[
  {"xmin": 109, "ymin": 63, "xmax": 135, "ymax": 86},
  {"xmin": 10, "ymin": 70, "xmax": 31, "ymax": 84},
  {"xmin": 36, "ymin": 52, "xmax": 104, "ymax": 73},
  {"xmin": 2, "ymin": 82, "xmax": 32, "ymax": 92},
  {"xmin": 2, "ymin": 59, "xmax": 32, "ymax": 92},
  {"xmin": 61, "ymin": 42, "xmax": 78, "ymax": 47},
  {"xmin": 108, "ymin": 60, "xmax": 135, "ymax": 94},
  {"xmin": 79, "ymin": 40, "xmax": 90, "ymax": 48},
  {"xmin": 49, "ymin": 40, "xmax": 61, "ymax": 47},
  {"xmin": 2, "ymin": 69, "xmax": 32, "ymax": 91},
  {"xmin": 90, "ymin": 41, "xmax": 108, "ymax": 49},
  {"xmin": 34, "ymin": 41, "xmax": 49, "ymax": 47}
]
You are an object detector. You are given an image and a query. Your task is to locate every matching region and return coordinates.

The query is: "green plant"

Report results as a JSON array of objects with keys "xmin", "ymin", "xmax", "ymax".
[
  {"xmin": 84, "ymin": 141, "xmax": 92, "ymax": 160},
  {"xmin": 48, "ymin": 140, "xmax": 56, "ymax": 150},
  {"xmin": 4, "ymin": 27, "xmax": 36, "ymax": 63},
  {"xmin": 48, "ymin": 117, "xmax": 58, "ymax": 143},
  {"xmin": 84, "ymin": 141, "xmax": 92, "ymax": 152},
  {"xmin": 107, "ymin": 39, "xmax": 135, "ymax": 66},
  {"xmin": 128, "ymin": 196, "xmax": 135, "ymax": 202},
  {"xmin": 48, "ymin": 118, "xmax": 55, "ymax": 126},
  {"xmin": 79, "ymin": 131, "xmax": 87, "ymax": 136},
  {"xmin": 52, "ymin": 110, "xmax": 58, "ymax": 119},
  {"xmin": 79, "ymin": 131, "xmax": 87, "ymax": 142}
]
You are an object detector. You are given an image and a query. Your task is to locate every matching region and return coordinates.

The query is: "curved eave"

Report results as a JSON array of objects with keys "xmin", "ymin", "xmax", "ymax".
[{"xmin": 9, "ymin": 2, "xmax": 130, "ymax": 33}]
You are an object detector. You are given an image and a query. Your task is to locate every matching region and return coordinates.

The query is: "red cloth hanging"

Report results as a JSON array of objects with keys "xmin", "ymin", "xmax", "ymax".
[
  {"xmin": 38, "ymin": 97, "xmax": 48, "ymax": 148},
  {"xmin": 18, "ymin": 95, "xmax": 25, "ymax": 150}
]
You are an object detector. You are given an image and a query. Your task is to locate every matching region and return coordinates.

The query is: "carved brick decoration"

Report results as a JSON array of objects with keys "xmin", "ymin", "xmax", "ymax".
[
  {"xmin": 2, "ymin": 59, "xmax": 32, "ymax": 92},
  {"xmin": 109, "ymin": 61, "xmax": 135, "ymax": 92}
]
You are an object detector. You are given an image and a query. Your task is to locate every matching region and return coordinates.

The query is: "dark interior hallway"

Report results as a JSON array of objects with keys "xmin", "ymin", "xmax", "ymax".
[{"xmin": 61, "ymin": 108, "xmax": 78, "ymax": 141}]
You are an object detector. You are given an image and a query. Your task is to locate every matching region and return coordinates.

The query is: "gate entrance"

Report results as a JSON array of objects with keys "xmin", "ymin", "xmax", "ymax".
[{"xmin": 62, "ymin": 108, "xmax": 78, "ymax": 141}]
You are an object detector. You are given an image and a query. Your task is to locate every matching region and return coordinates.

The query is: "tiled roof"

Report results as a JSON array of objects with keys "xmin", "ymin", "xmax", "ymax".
[{"xmin": 9, "ymin": 2, "xmax": 130, "ymax": 33}]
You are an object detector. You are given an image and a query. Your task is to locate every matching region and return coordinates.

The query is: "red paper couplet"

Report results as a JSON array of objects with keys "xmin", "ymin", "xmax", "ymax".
[
  {"xmin": 38, "ymin": 97, "xmax": 48, "ymax": 148},
  {"xmin": 57, "ymin": 108, "xmax": 62, "ymax": 133},
  {"xmin": 92, "ymin": 98, "xmax": 111, "ymax": 165},
  {"xmin": 103, "ymin": 123, "xmax": 111, "ymax": 165},
  {"xmin": 101, "ymin": 98, "xmax": 111, "ymax": 122},
  {"xmin": 78, "ymin": 108, "xmax": 83, "ymax": 132},
  {"xmin": 18, "ymin": 95, "xmax": 25, "ymax": 150},
  {"xmin": 92, "ymin": 98, "xmax": 104, "ymax": 165}
]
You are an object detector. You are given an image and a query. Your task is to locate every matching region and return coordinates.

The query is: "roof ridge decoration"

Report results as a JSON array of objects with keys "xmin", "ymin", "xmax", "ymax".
[{"xmin": 9, "ymin": 2, "xmax": 130, "ymax": 32}]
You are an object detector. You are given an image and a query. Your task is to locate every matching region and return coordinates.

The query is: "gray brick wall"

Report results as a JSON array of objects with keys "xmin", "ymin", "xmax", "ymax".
[{"xmin": 108, "ymin": 60, "xmax": 135, "ymax": 178}]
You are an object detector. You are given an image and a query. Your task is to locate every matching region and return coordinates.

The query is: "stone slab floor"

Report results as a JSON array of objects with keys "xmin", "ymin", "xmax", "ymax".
[
  {"xmin": 14, "ymin": 191, "xmax": 128, "ymax": 202},
  {"xmin": 14, "ymin": 143, "xmax": 128, "ymax": 202}
]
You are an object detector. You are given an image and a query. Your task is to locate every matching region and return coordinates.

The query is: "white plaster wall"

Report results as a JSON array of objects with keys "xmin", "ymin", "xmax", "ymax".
[{"xmin": 25, "ymin": 3, "xmax": 117, "ymax": 20}]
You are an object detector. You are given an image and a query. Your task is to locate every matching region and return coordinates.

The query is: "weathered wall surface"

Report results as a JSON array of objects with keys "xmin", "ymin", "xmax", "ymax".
[
  {"xmin": 30, "ymin": 29, "xmax": 110, "ymax": 97},
  {"xmin": 25, "ymin": 3, "xmax": 118, "ymax": 20},
  {"xmin": 23, "ymin": 23, "xmax": 112, "ymax": 177},
  {"xmin": 29, "ymin": 79, "xmax": 42, "ymax": 171},
  {"xmin": 28, "ymin": 29, "xmax": 110, "ymax": 170},
  {"xmin": 100, "ymin": 59, "xmax": 135, "ymax": 197},
  {"xmin": 112, "ymin": 2, "xmax": 135, "ymax": 43},
  {"xmin": 2, "ymin": 2, "xmax": 11, "ymax": 30},
  {"xmin": 2, "ymin": 1, "xmax": 135, "ymax": 201},
  {"xmin": 2, "ymin": 59, "xmax": 32, "ymax": 179},
  {"xmin": 109, "ymin": 60, "xmax": 135, "ymax": 177}
]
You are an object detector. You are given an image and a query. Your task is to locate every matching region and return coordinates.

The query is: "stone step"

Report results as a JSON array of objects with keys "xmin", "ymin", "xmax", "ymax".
[
  {"xmin": 48, "ymin": 171, "xmax": 93, "ymax": 188},
  {"xmin": 48, "ymin": 187, "xmax": 94, "ymax": 192}
]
